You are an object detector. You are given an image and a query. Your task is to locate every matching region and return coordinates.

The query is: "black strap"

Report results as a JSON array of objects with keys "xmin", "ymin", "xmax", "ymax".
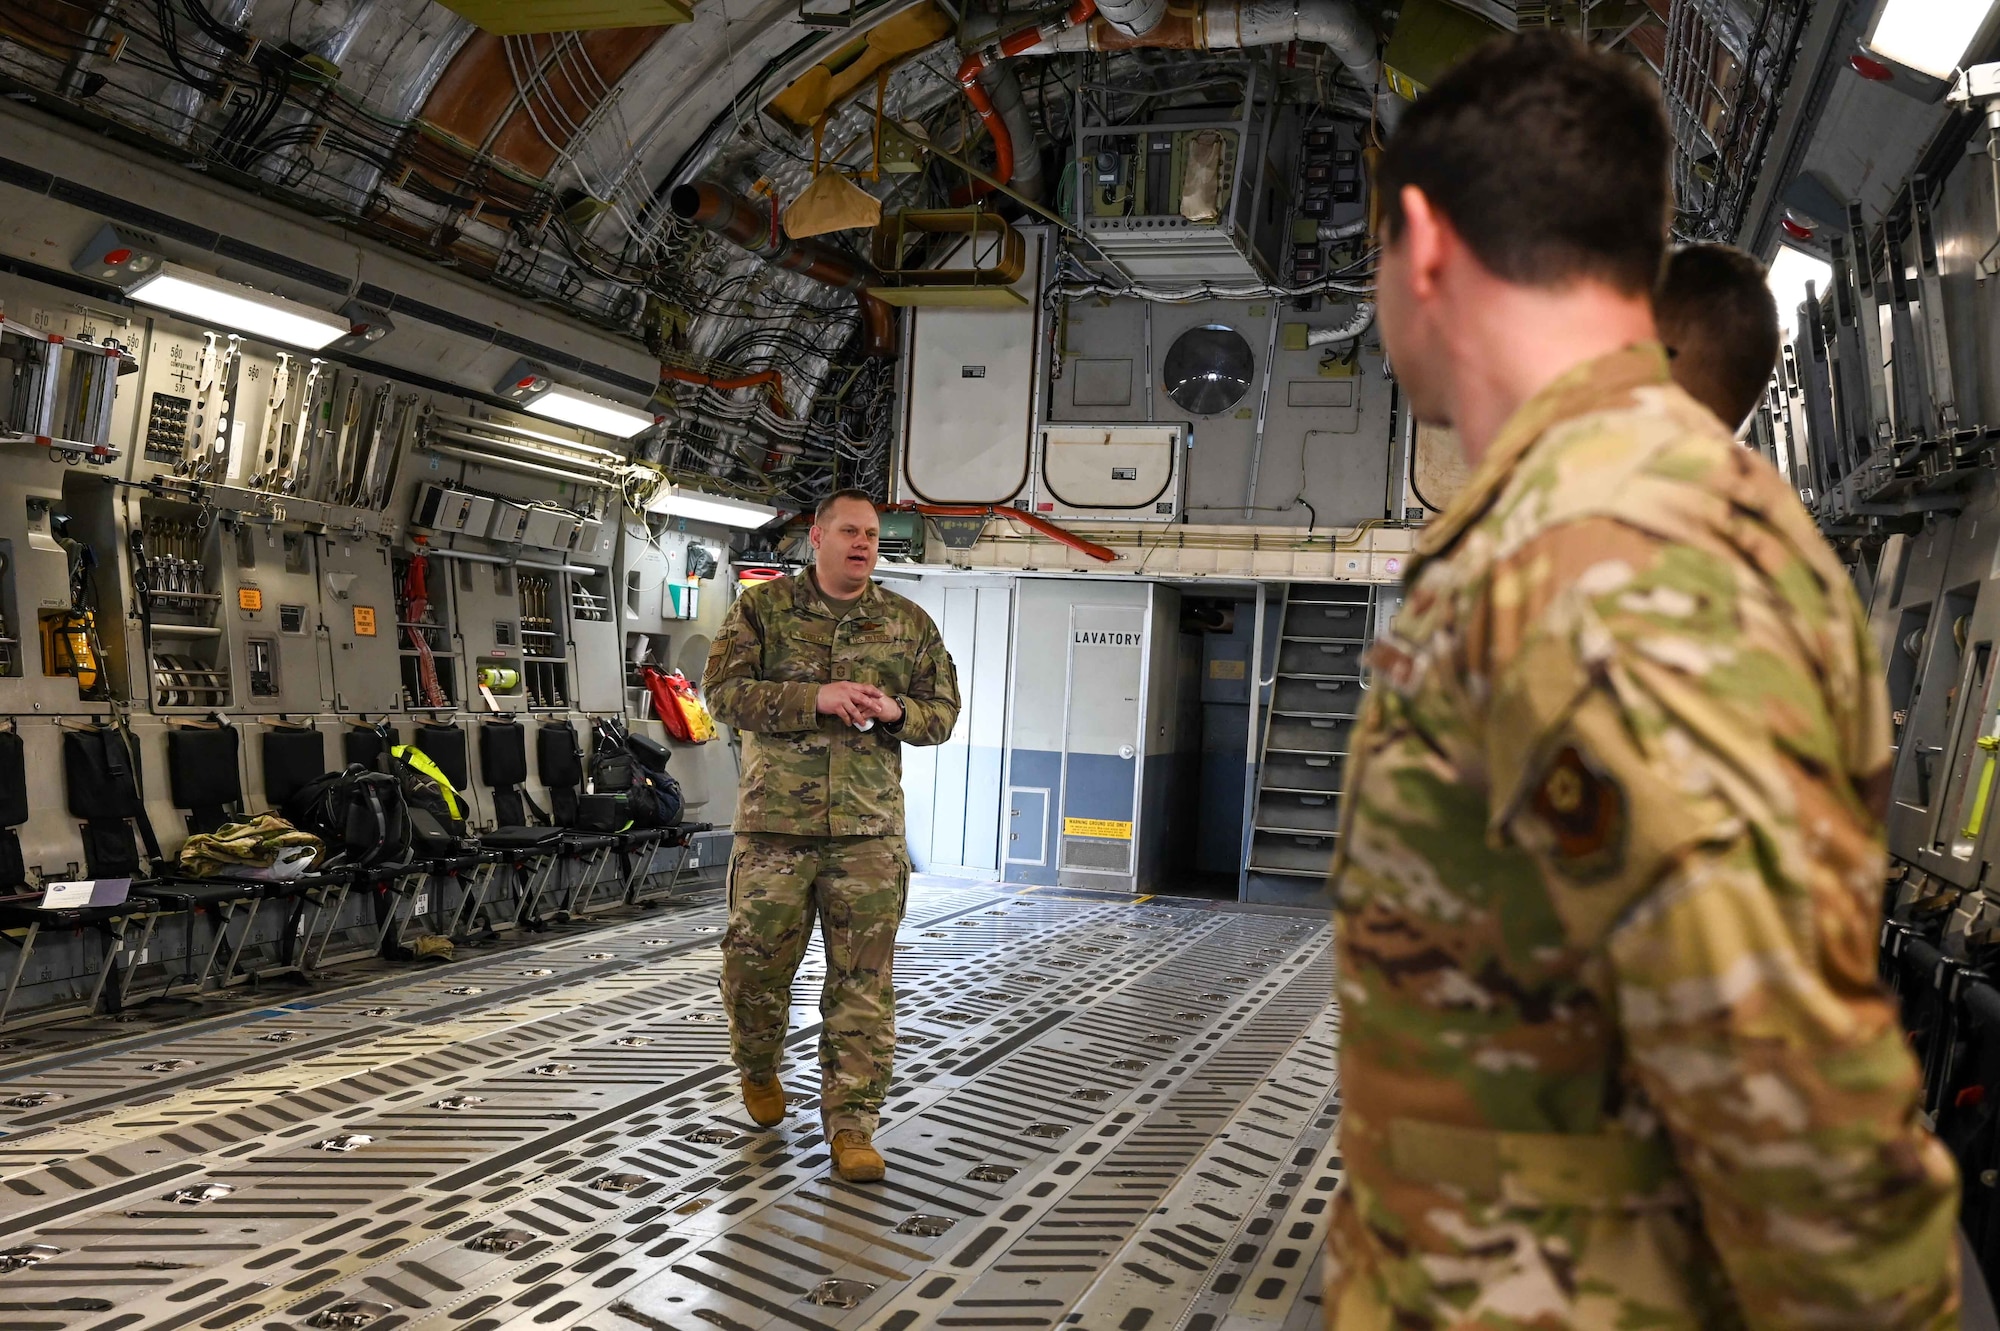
[
  {"xmin": 362, "ymin": 782, "xmax": 387, "ymax": 859},
  {"xmin": 104, "ymin": 723, "xmax": 162, "ymax": 867}
]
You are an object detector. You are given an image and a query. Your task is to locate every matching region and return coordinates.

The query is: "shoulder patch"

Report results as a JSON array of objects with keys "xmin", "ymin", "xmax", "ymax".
[{"xmin": 1529, "ymin": 745, "xmax": 1626, "ymax": 882}]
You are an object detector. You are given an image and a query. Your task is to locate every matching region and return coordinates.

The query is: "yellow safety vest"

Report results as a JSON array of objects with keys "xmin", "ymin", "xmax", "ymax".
[{"xmin": 390, "ymin": 744, "xmax": 461, "ymax": 821}]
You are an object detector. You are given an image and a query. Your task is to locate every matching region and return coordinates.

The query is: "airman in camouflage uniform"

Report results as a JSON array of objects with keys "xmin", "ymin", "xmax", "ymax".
[
  {"xmin": 1328, "ymin": 33, "xmax": 1958, "ymax": 1330},
  {"xmin": 704, "ymin": 490, "xmax": 959, "ymax": 1180}
]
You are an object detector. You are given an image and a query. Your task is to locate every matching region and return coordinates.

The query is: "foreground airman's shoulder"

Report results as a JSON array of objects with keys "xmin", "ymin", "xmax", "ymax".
[{"xmin": 1521, "ymin": 387, "xmax": 1769, "ymax": 540}]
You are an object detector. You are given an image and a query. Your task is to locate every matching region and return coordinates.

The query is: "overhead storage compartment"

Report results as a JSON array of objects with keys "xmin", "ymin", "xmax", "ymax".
[
  {"xmin": 1036, "ymin": 424, "xmax": 1185, "ymax": 519},
  {"xmin": 897, "ymin": 229, "xmax": 1047, "ymax": 506}
]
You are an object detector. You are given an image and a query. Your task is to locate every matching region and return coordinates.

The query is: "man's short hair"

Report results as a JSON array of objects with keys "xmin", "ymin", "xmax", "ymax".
[
  {"xmin": 814, "ymin": 489, "xmax": 879, "ymax": 523},
  {"xmin": 1375, "ymin": 31, "xmax": 1673, "ymax": 297},
  {"xmin": 1655, "ymin": 243, "xmax": 1781, "ymax": 430}
]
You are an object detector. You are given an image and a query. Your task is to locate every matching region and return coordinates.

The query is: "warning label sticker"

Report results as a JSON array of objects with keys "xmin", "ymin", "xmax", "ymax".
[{"xmin": 1064, "ymin": 818, "xmax": 1133, "ymax": 840}]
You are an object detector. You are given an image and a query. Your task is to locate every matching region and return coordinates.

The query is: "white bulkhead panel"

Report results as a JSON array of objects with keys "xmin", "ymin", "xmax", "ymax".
[
  {"xmin": 1038, "ymin": 424, "xmax": 1185, "ymax": 518},
  {"xmin": 897, "ymin": 232, "xmax": 1046, "ymax": 505}
]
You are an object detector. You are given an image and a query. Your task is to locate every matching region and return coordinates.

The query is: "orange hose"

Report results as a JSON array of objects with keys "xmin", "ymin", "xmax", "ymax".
[
  {"xmin": 957, "ymin": 0, "xmax": 1098, "ymax": 193},
  {"xmin": 896, "ymin": 502, "xmax": 1118, "ymax": 563},
  {"xmin": 661, "ymin": 364, "xmax": 792, "ymax": 418}
]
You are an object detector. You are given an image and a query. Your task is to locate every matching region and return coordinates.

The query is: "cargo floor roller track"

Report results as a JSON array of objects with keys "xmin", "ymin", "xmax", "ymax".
[{"xmin": 0, "ymin": 880, "xmax": 1341, "ymax": 1331}]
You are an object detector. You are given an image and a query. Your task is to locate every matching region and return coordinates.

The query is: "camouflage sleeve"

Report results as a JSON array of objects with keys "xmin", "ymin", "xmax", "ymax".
[
  {"xmin": 701, "ymin": 592, "xmax": 820, "ymax": 735},
  {"xmin": 1483, "ymin": 515, "xmax": 1959, "ymax": 1329},
  {"xmin": 889, "ymin": 617, "xmax": 961, "ymax": 747}
]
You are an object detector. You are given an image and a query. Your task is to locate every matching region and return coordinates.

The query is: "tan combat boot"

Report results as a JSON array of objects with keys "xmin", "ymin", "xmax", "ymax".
[
  {"xmin": 830, "ymin": 1129, "xmax": 886, "ymax": 1182},
  {"xmin": 741, "ymin": 1074, "xmax": 787, "ymax": 1128}
]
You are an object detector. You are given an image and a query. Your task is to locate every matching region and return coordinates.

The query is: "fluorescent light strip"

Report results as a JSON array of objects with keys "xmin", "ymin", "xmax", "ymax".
[
  {"xmin": 648, "ymin": 485, "xmax": 779, "ymax": 529},
  {"xmin": 1871, "ymin": 0, "xmax": 1997, "ymax": 80},
  {"xmin": 524, "ymin": 386, "xmax": 656, "ymax": 439},
  {"xmin": 127, "ymin": 264, "xmax": 349, "ymax": 349}
]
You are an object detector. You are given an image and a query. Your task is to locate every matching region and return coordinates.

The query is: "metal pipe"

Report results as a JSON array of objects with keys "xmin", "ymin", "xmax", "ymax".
[
  {"xmin": 426, "ymin": 425, "xmax": 625, "ymax": 478},
  {"xmin": 420, "ymin": 547, "xmax": 594, "ymax": 577},
  {"xmin": 422, "ymin": 442, "xmax": 609, "ymax": 489},
  {"xmin": 431, "ymin": 412, "xmax": 626, "ymax": 459},
  {"xmin": 668, "ymin": 182, "xmax": 896, "ymax": 359},
  {"xmin": 903, "ymin": 125, "xmax": 1087, "ymax": 236}
]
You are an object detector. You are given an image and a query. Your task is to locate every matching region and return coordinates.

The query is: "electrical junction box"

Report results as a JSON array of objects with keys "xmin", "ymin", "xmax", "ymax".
[
  {"xmin": 1074, "ymin": 67, "xmax": 1290, "ymax": 281},
  {"xmin": 877, "ymin": 510, "xmax": 925, "ymax": 562},
  {"xmin": 521, "ymin": 505, "xmax": 578, "ymax": 552},
  {"xmin": 1033, "ymin": 424, "xmax": 1185, "ymax": 522},
  {"xmin": 571, "ymin": 516, "xmax": 608, "ymax": 561},
  {"xmin": 411, "ymin": 484, "xmax": 494, "ymax": 536},
  {"xmin": 486, "ymin": 499, "xmax": 531, "ymax": 545}
]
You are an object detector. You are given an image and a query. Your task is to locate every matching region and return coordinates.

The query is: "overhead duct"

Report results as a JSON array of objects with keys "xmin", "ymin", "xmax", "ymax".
[
  {"xmin": 667, "ymin": 182, "xmax": 897, "ymax": 359},
  {"xmin": 1025, "ymin": 0, "xmax": 1400, "ymax": 127},
  {"xmin": 978, "ymin": 63, "xmax": 1045, "ymax": 202},
  {"xmin": 954, "ymin": 14, "xmax": 1055, "ymax": 203},
  {"xmin": 1095, "ymin": 0, "xmax": 1170, "ymax": 37},
  {"xmin": 962, "ymin": 0, "xmax": 1392, "ymax": 197},
  {"xmin": 958, "ymin": 0, "xmax": 1100, "ymax": 196},
  {"xmin": 1305, "ymin": 300, "xmax": 1374, "ymax": 347}
]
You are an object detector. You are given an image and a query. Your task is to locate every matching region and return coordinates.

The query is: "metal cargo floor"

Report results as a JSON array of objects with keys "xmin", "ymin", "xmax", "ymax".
[{"xmin": 0, "ymin": 879, "xmax": 1342, "ymax": 1331}]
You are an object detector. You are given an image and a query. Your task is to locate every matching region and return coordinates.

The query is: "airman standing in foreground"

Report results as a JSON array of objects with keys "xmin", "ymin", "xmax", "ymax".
[{"xmin": 1327, "ymin": 31, "xmax": 1959, "ymax": 1330}]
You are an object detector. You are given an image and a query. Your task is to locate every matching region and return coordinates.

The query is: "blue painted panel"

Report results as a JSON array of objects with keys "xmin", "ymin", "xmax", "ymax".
[
  {"xmin": 1005, "ymin": 785, "xmax": 1051, "ymax": 884},
  {"xmin": 1005, "ymin": 748, "xmax": 1062, "ymax": 885},
  {"xmin": 1059, "ymin": 751, "xmax": 1137, "ymax": 822}
]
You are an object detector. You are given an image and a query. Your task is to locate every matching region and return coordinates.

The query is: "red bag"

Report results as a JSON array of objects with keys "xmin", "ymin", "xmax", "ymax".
[{"xmin": 640, "ymin": 667, "xmax": 715, "ymax": 743}]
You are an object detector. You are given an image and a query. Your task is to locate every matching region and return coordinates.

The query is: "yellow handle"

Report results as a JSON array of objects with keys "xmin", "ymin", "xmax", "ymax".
[{"xmin": 1963, "ymin": 734, "xmax": 2000, "ymax": 841}]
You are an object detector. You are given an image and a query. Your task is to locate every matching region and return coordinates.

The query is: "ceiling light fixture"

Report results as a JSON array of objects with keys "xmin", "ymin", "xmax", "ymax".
[
  {"xmin": 526, "ymin": 386, "xmax": 657, "ymax": 439},
  {"xmin": 646, "ymin": 484, "xmax": 781, "ymax": 529},
  {"xmin": 126, "ymin": 264, "xmax": 349, "ymax": 349},
  {"xmin": 1866, "ymin": 0, "xmax": 1998, "ymax": 82},
  {"xmin": 496, "ymin": 359, "xmax": 657, "ymax": 439}
]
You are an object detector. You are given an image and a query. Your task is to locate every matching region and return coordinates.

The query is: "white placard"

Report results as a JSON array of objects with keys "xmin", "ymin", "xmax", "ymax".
[{"xmin": 39, "ymin": 879, "xmax": 97, "ymax": 909}]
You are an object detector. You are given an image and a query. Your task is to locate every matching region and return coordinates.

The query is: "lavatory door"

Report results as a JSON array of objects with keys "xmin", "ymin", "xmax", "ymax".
[{"xmin": 1057, "ymin": 602, "xmax": 1148, "ymax": 889}]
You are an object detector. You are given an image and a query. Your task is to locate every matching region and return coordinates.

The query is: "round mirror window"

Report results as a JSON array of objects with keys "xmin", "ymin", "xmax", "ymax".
[{"xmin": 1162, "ymin": 324, "xmax": 1255, "ymax": 416}]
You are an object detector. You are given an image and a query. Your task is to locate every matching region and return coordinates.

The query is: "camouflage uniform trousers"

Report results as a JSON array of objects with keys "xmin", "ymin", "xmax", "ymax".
[{"xmin": 719, "ymin": 831, "xmax": 909, "ymax": 1137}]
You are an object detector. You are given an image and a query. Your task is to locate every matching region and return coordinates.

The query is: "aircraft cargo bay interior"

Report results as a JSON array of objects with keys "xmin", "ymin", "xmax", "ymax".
[{"xmin": 0, "ymin": 0, "xmax": 1993, "ymax": 1327}]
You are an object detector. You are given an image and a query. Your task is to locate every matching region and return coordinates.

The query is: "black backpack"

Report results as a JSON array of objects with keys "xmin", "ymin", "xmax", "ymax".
[
  {"xmin": 365, "ymin": 721, "xmax": 464, "ymax": 839},
  {"xmin": 589, "ymin": 717, "xmax": 633, "ymax": 792},
  {"xmin": 587, "ymin": 718, "xmax": 681, "ymax": 829},
  {"xmin": 283, "ymin": 765, "xmax": 411, "ymax": 869},
  {"xmin": 625, "ymin": 733, "xmax": 684, "ymax": 829}
]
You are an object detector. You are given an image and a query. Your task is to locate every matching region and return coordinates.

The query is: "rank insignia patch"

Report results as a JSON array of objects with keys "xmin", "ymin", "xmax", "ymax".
[{"xmin": 1530, "ymin": 744, "xmax": 1626, "ymax": 880}]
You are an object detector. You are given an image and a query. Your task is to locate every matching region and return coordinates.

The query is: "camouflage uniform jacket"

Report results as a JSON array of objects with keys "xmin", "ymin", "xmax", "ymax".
[
  {"xmin": 704, "ymin": 573, "xmax": 960, "ymax": 836},
  {"xmin": 1327, "ymin": 344, "xmax": 1959, "ymax": 1329}
]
